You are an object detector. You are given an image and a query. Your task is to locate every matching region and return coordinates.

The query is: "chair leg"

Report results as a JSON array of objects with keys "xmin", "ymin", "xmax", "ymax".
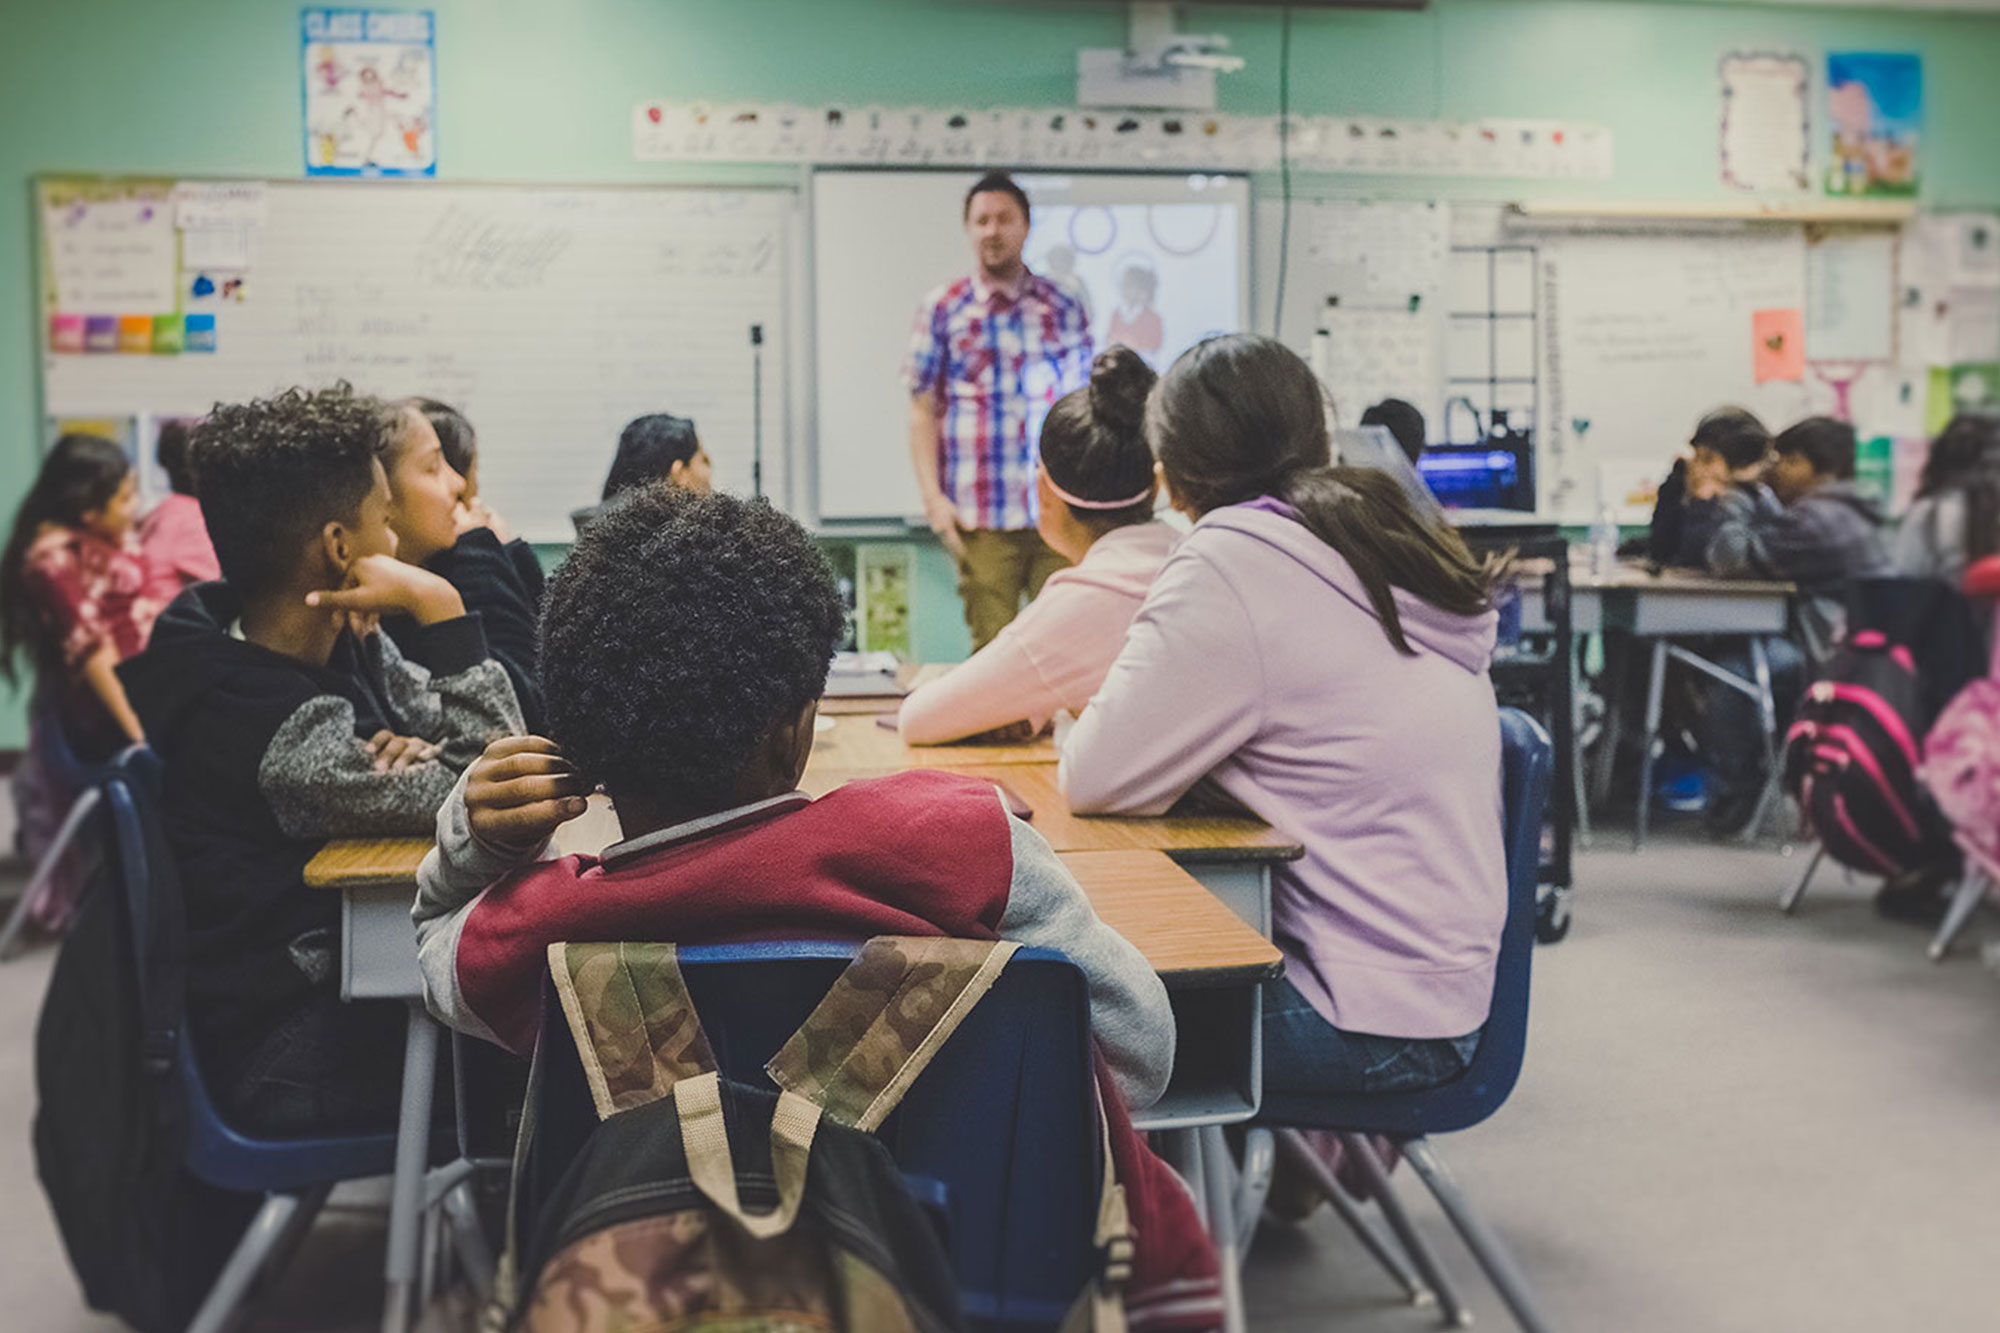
[
  {"xmin": 1928, "ymin": 867, "xmax": 1990, "ymax": 963},
  {"xmin": 1275, "ymin": 1130, "xmax": 1434, "ymax": 1308},
  {"xmin": 1404, "ymin": 1139, "xmax": 1556, "ymax": 1333},
  {"xmin": 1234, "ymin": 1128, "xmax": 1276, "ymax": 1252},
  {"xmin": 1197, "ymin": 1125, "xmax": 1248, "ymax": 1333},
  {"xmin": 186, "ymin": 1193, "xmax": 301, "ymax": 1333},
  {"xmin": 1633, "ymin": 639, "xmax": 1668, "ymax": 852},
  {"xmin": 1779, "ymin": 845, "xmax": 1825, "ymax": 916},
  {"xmin": 1337, "ymin": 1132, "xmax": 1471, "ymax": 1328},
  {"xmin": 442, "ymin": 1180, "xmax": 496, "ymax": 1300},
  {"xmin": 0, "ymin": 786, "xmax": 101, "ymax": 960},
  {"xmin": 250, "ymin": 1182, "xmax": 332, "ymax": 1301}
]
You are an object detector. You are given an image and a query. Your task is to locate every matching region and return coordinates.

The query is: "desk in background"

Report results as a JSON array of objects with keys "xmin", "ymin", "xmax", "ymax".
[{"xmin": 805, "ymin": 711, "xmax": 1056, "ymax": 770}]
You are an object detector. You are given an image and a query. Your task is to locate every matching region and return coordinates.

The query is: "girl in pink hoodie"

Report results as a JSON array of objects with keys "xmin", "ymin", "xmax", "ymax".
[
  {"xmin": 899, "ymin": 346, "xmax": 1179, "ymax": 745},
  {"xmin": 1062, "ymin": 334, "xmax": 1506, "ymax": 1096}
]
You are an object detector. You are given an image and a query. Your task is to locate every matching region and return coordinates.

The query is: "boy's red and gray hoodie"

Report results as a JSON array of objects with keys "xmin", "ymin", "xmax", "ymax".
[
  {"xmin": 117, "ymin": 581, "xmax": 523, "ymax": 1088},
  {"xmin": 413, "ymin": 766, "xmax": 1224, "ymax": 1331}
]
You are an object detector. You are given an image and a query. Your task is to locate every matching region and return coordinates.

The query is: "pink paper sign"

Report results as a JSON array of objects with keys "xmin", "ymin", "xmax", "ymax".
[{"xmin": 1754, "ymin": 308, "xmax": 1806, "ymax": 383}]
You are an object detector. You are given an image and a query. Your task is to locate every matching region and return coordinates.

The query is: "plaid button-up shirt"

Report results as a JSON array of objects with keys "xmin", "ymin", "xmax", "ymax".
[{"xmin": 905, "ymin": 269, "xmax": 1093, "ymax": 531}]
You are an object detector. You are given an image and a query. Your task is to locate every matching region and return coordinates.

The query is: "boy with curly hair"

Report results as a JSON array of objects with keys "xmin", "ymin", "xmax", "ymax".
[
  {"xmin": 413, "ymin": 486, "xmax": 1222, "ymax": 1328},
  {"xmin": 119, "ymin": 383, "xmax": 522, "ymax": 1135}
]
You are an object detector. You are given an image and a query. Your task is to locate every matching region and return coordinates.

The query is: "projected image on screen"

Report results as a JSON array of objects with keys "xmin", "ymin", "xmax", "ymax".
[{"xmin": 1029, "ymin": 200, "xmax": 1240, "ymax": 372}]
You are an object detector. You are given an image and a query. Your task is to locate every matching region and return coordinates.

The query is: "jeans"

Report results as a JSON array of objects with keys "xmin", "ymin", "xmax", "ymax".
[
  {"xmin": 1697, "ymin": 635, "xmax": 1807, "ymax": 802},
  {"xmin": 220, "ymin": 994, "xmax": 414, "ymax": 1138},
  {"xmin": 1261, "ymin": 976, "xmax": 1481, "ymax": 1096}
]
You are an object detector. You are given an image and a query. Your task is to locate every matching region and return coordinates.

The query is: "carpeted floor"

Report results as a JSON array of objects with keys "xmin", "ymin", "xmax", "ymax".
[{"xmin": 1, "ymin": 828, "xmax": 1995, "ymax": 1331}]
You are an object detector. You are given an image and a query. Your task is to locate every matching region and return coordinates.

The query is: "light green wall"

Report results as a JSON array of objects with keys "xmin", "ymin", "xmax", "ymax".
[{"xmin": 8, "ymin": 0, "xmax": 2000, "ymax": 740}]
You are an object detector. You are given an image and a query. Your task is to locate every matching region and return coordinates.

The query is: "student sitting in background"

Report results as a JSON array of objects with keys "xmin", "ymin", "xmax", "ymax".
[
  {"xmin": 139, "ymin": 419, "xmax": 221, "ymax": 596},
  {"xmin": 414, "ymin": 397, "xmax": 546, "ymax": 606},
  {"xmin": 1697, "ymin": 417, "xmax": 1890, "ymax": 834},
  {"xmin": 1062, "ymin": 334, "xmax": 1506, "ymax": 1103},
  {"xmin": 1893, "ymin": 413, "xmax": 2000, "ymax": 583},
  {"xmin": 1647, "ymin": 406, "xmax": 1776, "ymax": 568},
  {"xmin": 898, "ymin": 346, "xmax": 1177, "ymax": 745},
  {"xmin": 413, "ymin": 486, "xmax": 1221, "ymax": 1327},
  {"xmin": 1359, "ymin": 397, "xmax": 1427, "ymax": 468},
  {"xmin": 568, "ymin": 411, "xmax": 713, "ymax": 534},
  {"xmin": 1, "ymin": 434, "xmax": 161, "ymax": 758},
  {"xmin": 119, "ymin": 384, "xmax": 521, "ymax": 1135},
  {"xmin": 378, "ymin": 400, "xmax": 547, "ymax": 732}
]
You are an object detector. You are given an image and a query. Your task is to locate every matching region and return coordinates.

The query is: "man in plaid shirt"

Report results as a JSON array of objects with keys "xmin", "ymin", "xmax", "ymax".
[{"xmin": 905, "ymin": 172, "xmax": 1094, "ymax": 649}]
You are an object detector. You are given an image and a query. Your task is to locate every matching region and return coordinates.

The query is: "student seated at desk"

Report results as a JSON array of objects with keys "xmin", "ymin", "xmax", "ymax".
[
  {"xmin": 377, "ymin": 399, "xmax": 548, "ymax": 731},
  {"xmin": 139, "ymin": 418, "xmax": 221, "ymax": 597},
  {"xmin": 1696, "ymin": 416, "xmax": 1890, "ymax": 832},
  {"xmin": 118, "ymin": 384, "xmax": 523, "ymax": 1136},
  {"xmin": 899, "ymin": 346, "xmax": 1178, "ymax": 744},
  {"xmin": 415, "ymin": 397, "xmax": 547, "ymax": 606},
  {"xmin": 412, "ymin": 486, "xmax": 1221, "ymax": 1327},
  {"xmin": 1893, "ymin": 413, "xmax": 2000, "ymax": 583},
  {"xmin": 1060, "ymin": 334, "xmax": 1505, "ymax": 1099},
  {"xmin": 568, "ymin": 411, "xmax": 713, "ymax": 535},
  {"xmin": 1646, "ymin": 406, "xmax": 1776, "ymax": 568},
  {"xmin": 1359, "ymin": 397, "xmax": 1427, "ymax": 469}
]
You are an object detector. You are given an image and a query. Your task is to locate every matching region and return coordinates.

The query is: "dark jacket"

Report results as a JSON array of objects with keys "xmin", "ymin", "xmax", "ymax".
[
  {"xmin": 385, "ymin": 528, "xmax": 546, "ymax": 732},
  {"xmin": 117, "ymin": 582, "xmax": 522, "ymax": 1084},
  {"xmin": 1708, "ymin": 481, "xmax": 1891, "ymax": 660},
  {"xmin": 1649, "ymin": 461, "xmax": 1783, "ymax": 568}
]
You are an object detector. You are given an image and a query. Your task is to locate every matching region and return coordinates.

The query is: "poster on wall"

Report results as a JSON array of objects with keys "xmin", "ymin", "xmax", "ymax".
[
  {"xmin": 1718, "ymin": 53, "xmax": 1809, "ymax": 192},
  {"xmin": 1825, "ymin": 52, "xmax": 1920, "ymax": 198},
  {"xmin": 302, "ymin": 9, "xmax": 436, "ymax": 177}
]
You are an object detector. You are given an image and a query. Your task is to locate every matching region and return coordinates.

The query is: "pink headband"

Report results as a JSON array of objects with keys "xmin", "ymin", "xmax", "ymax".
[{"xmin": 1041, "ymin": 466, "xmax": 1157, "ymax": 511}]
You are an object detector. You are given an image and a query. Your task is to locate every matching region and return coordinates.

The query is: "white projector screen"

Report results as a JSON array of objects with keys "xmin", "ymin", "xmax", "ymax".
[{"xmin": 812, "ymin": 170, "xmax": 1250, "ymax": 522}]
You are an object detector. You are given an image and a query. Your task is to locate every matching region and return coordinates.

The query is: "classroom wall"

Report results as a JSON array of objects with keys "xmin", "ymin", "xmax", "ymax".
[{"xmin": 8, "ymin": 0, "xmax": 2000, "ymax": 742}]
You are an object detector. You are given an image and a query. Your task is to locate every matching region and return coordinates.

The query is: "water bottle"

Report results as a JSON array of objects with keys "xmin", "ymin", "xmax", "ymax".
[{"xmin": 1589, "ymin": 505, "xmax": 1619, "ymax": 576}]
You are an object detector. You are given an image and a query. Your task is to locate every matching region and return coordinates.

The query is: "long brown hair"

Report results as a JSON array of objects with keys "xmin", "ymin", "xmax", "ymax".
[
  {"xmin": 1148, "ymin": 334, "xmax": 1492, "ymax": 654},
  {"xmin": 0, "ymin": 434, "xmax": 132, "ymax": 685}
]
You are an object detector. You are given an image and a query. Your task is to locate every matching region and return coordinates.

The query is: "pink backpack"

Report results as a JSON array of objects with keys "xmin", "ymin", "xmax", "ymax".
[{"xmin": 1918, "ymin": 557, "xmax": 2000, "ymax": 880}]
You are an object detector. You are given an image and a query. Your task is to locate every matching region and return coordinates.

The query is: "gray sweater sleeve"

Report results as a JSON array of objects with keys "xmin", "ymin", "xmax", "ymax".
[
  {"xmin": 995, "ymin": 794, "xmax": 1175, "ymax": 1109},
  {"xmin": 258, "ymin": 622, "xmax": 523, "ymax": 842}
]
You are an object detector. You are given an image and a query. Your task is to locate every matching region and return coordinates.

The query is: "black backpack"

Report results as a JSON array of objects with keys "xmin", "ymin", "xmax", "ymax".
[
  {"xmin": 33, "ymin": 754, "xmax": 255, "ymax": 1332},
  {"xmin": 1780, "ymin": 579, "xmax": 1979, "ymax": 878}
]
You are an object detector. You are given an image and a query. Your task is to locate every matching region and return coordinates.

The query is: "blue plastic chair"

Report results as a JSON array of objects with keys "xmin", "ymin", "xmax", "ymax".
[
  {"xmin": 102, "ymin": 747, "xmax": 403, "ymax": 1333},
  {"xmin": 521, "ymin": 940, "xmax": 1100, "ymax": 1332},
  {"xmin": 1254, "ymin": 707, "xmax": 1555, "ymax": 1333}
]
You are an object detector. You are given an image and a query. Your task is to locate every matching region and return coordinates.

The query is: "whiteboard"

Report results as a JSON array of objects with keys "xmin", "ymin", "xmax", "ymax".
[
  {"xmin": 812, "ymin": 170, "xmax": 1249, "ymax": 522},
  {"xmin": 41, "ymin": 180, "xmax": 793, "ymax": 542},
  {"xmin": 1539, "ymin": 229, "xmax": 1810, "ymax": 522}
]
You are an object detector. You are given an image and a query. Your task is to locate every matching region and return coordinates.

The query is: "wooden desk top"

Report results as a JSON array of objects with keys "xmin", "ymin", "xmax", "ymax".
[
  {"xmin": 801, "ymin": 763, "xmax": 1303, "ymax": 863},
  {"xmin": 805, "ymin": 711, "xmax": 1056, "ymax": 771},
  {"xmin": 304, "ymin": 835, "xmax": 1280, "ymax": 984},
  {"xmin": 1060, "ymin": 850, "xmax": 1283, "ymax": 984}
]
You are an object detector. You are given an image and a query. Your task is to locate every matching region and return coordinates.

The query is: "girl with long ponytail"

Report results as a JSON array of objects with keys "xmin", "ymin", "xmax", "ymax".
[{"xmin": 1062, "ymin": 333, "xmax": 1508, "ymax": 1111}]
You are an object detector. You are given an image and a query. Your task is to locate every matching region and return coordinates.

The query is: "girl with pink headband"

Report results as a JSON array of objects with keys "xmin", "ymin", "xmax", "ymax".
[{"xmin": 898, "ymin": 346, "xmax": 1179, "ymax": 745}]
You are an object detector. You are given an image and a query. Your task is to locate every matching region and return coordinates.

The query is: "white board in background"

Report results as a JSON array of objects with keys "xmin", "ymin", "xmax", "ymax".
[
  {"xmin": 813, "ymin": 170, "xmax": 1248, "ymax": 522},
  {"xmin": 43, "ymin": 181, "xmax": 792, "ymax": 543},
  {"xmin": 1541, "ymin": 229, "xmax": 1808, "ymax": 522},
  {"xmin": 1806, "ymin": 231, "xmax": 1895, "ymax": 363}
]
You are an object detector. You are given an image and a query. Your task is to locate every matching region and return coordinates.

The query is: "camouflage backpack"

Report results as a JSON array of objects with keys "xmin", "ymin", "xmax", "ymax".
[{"xmin": 492, "ymin": 936, "xmax": 1133, "ymax": 1333}]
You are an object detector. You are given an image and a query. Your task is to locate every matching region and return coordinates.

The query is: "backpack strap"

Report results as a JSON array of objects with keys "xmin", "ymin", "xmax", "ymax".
[
  {"xmin": 1059, "ymin": 1085, "xmax": 1134, "ymax": 1333},
  {"xmin": 673, "ymin": 1072, "xmax": 823, "ymax": 1240},
  {"xmin": 765, "ymin": 936, "xmax": 1020, "ymax": 1132},
  {"xmin": 547, "ymin": 941, "xmax": 716, "ymax": 1119}
]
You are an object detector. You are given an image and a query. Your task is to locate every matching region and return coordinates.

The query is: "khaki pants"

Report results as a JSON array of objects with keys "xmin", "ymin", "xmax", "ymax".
[{"xmin": 956, "ymin": 527, "xmax": 1069, "ymax": 650}]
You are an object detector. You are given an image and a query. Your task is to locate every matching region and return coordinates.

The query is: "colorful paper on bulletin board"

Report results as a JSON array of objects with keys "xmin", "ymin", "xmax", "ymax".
[
  {"xmin": 1825, "ymin": 52, "xmax": 1921, "ymax": 198},
  {"xmin": 1934, "ymin": 363, "xmax": 2000, "ymax": 431},
  {"xmin": 51, "ymin": 417, "xmax": 136, "ymax": 457},
  {"xmin": 184, "ymin": 312, "xmax": 218, "ymax": 353},
  {"xmin": 1753, "ymin": 308, "xmax": 1806, "ymax": 383},
  {"xmin": 858, "ymin": 544, "xmax": 912, "ymax": 658},
  {"xmin": 1719, "ymin": 53, "xmax": 1810, "ymax": 192},
  {"xmin": 303, "ymin": 9, "xmax": 436, "ymax": 177}
]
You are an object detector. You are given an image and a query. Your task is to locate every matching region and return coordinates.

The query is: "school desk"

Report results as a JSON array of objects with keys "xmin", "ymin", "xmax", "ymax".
[
  {"xmin": 804, "ymin": 710, "xmax": 1057, "ymax": 769},
  {"xmin": 307, "ymin": 820, "xmax": 1285, "ymax": 1333},
  {"xmin": 1520, "ymin": 559, "xmax": 1794, "ymax": 848}
]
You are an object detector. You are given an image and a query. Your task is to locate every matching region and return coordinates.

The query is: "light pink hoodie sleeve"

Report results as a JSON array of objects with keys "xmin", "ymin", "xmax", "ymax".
[
  {"xmin": 1060, "ymin": 548, "xmax": 1263, "ymax": 816},
  {"xmin": 896, "ymin": 626, "xmax": 1065, "ymax": 745}
]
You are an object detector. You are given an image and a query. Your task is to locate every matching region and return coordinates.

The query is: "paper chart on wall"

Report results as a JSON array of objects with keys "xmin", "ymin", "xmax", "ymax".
[
  {"xmin": 1719, "ymin": 53, "xmax": 1810, "ymax": 192},
  {"xmin": 632, "ymin": 99, "xmax": 1612, "ymax": 180},
  {"xmin": 302, "ymin": 8, "xmax": 436, "ymax": 177},
  {"xmin": 42, "ymin": 183, "xmax": 179, "ymax": 315},
  {"xmin": 1805, "ymin": 231, "xmax": 1894, "ymax": 362}
]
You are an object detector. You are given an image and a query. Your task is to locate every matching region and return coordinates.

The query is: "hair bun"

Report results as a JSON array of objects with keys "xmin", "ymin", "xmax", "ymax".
[{"xmin": 1088, "ymin": 346, "xmax": 1158, "ymax": 439}]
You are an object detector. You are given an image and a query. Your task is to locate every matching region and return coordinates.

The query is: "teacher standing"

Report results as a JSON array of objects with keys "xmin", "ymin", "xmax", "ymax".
[{"xmin": 905, "ymin": 172, "xmax": 1094, "ymax": 650}]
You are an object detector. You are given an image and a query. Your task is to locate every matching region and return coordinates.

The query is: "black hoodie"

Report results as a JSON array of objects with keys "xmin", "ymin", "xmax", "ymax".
[
  {"xmin": 118, "ymin": 582, "xmax": 523, "ymax": 1083},
  {"xmin": 384, "ymin": 527, "xmax": 547, "ymax": 732}
]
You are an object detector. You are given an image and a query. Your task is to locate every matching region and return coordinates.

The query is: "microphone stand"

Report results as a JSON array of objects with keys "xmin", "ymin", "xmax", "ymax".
[{"xmin": 750, "ymin": 323, "xmax": 764, "ymax": 501}]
